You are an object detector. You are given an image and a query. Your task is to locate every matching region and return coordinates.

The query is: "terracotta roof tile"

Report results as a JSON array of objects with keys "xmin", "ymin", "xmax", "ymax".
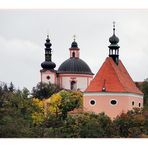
[{"xmin": 85, "ymin": 57, "xmax": 143, "ymax": 95}]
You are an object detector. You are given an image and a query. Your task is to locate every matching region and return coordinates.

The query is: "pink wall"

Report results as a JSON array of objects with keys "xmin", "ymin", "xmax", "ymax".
[
  {"xmin": 40, "ymin": 70, "xmax": 57, "ymax": 84},
  {"xmin": 58, "ymin": 73, "xmax": 93, "ymax": 91},
  {"xmin": 83, "ymin": 93, "xmax": 143, "ymax": 119},
  {"xmin": 70, "ymin": 49, "xmax": 79, "ymax": 58}
]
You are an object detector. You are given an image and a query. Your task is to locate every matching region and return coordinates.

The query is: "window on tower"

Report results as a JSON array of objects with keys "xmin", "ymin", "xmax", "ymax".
[
  {"xmin": 46, "ymin": 76, "xmax": 50, "ymax": 80},
  {"xmin": 72, "ymin": 52, "xmax": 75, "ymax": 58}
]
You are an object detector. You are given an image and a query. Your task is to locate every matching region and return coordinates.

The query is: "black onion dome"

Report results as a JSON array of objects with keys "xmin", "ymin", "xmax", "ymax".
[
  {"xmin": 45, "ymin": 37, "xmax": 52, "ymax": 49},
  {"xmin": 41, "ymin": 61, "xmax": 56, "ymax": 70},
  {"xmin": 41, "ymin": 35, "xmax": 56, "ymax": 70},
  {"xmin": 109, "ymin": 34, "xmax": 119, "ymax": 44},
  {"xmin": 71, "ymin": 41, "xmax": 78, "ymax": 48},
  {"xmin": 58, "ymin": 58, "xmax": 93, "ymax": 75},
  {"xmin": 108, "ymin": 25, "xmax": 120, "ymax": 49}
]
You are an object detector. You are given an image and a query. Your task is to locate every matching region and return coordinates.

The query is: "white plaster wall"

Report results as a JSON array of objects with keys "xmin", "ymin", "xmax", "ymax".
[
  {"xmin": 41, "ymin": 71, "xmax": 56, "ymax": 84},
  {"xmin": 60, "ymin": 75, "xmax": 93, "ymax": 91}
]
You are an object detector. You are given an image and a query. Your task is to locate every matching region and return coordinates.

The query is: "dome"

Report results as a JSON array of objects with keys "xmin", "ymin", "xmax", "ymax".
[
  {"xmin": 71, "ymin": 41, "xmax": 78, "ymax": 48},
  {"xmin": 58, "ymin": 58, "xmax": 93, "ymax": 75},
  {"xmin": 109, "ymin": 34, "xmax": 119, "ymax": 44},
  {"xmin": 41, "ymin": 61, "xmax": 56, "ymax": 69}
]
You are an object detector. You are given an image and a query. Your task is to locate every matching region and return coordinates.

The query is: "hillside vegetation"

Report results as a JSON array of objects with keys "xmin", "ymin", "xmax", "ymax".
[{"xmin": 0, "ymin": 81, "xmax": 148, "ymax": 138}]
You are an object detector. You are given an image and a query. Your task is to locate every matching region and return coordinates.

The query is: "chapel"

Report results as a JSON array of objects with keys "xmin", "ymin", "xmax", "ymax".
[{"xmin": 83, "ymin": 23, "xmax": 143, "ymax": 118}]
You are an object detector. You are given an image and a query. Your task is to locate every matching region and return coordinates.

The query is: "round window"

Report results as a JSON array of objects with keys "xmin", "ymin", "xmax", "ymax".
[
  {"xmin": 90, "ymin": 99, "xmax": 96, "ymax": 105},
  {"xmin": 46, "ymin": 76, "xmax": 50, "ymax": 80},
  {"xmin": 110, "ymin": 99, "xmax": 117, "ymax": 105}
]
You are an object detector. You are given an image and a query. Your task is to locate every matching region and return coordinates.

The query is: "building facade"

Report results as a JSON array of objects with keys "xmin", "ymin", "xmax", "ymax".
[
  {"xmin": 83, "ymin": 23, "xmax": 144, "ymax": 119},
  {"xmin": 40, "ymin": 35, "xmax": 94, "ymax": 91}
]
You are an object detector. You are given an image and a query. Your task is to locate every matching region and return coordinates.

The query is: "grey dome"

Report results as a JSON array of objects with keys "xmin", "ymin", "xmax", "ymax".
[
  {"xmin": 109, "ymin": 34, "xmax": 119, "ymax": 44},
  {"xmin": 58, "ymin": 58, "xmax": 93, "ymax": 75}
]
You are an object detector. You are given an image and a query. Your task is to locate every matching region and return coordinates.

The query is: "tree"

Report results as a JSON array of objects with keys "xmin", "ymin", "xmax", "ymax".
[
  {"xmin": 48, "ymin": 93, "xmax": 62, "ymax": 117},
  {"xmin": 32, "ymin": 82, "xmax": 61, "ymax": 99},
  {"xmin": 141, "ymin": 80, "xmax": 148, "ymax": 105},
  {"xmin": 59, "ymin": 90, "xmax": 82, "ymax": 119},
  {"xmin": 8, "ymin": 82, "xmax": 15, "ymax": 92},
  {"xmin": 46, "ymin": 90, "xmax": 82, "ymax": 119},
  {"xmin": 113, "ymin": 109, "xmax": 145, "ymax": 138}
]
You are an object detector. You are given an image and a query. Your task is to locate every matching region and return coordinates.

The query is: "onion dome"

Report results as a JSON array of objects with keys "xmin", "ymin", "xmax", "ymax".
[
  {"xmin": 108, "ymin": 22, "xmax": 120, "ymax": 49},
  {"xmin": 71, "ymin": 35, "xmax": 78, "ymax": 48},
  {"xmin": 41, "ymin": 35, "xmax": 56, "ymax": 70},
  {"xmin": 58, "ymin": 58, "xmax": 93, "ymax": 75},
  {"xmin": 41, "ymin": 61, "xmax": 56, "ymax": 69}
]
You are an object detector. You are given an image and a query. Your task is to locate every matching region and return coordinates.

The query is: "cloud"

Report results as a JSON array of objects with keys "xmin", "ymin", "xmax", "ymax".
[
  {"xmin": 0, "ymin": 10, "xmax": 148, "ymax": 90},
  {"xmin": 0, "ymin": 35, "xmax": 42, "ymax": 90}
]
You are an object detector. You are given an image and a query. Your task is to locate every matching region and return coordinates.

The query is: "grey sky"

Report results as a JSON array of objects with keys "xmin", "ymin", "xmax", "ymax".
[{"xmin": 0, "ymin": 9, "xmax": 148, "ymax": 90}]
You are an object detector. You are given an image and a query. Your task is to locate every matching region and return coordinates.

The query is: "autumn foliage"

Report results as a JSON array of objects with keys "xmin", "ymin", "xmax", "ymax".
[{"xmin": 0, "ymin": 81, "xmax": 148, "ymax": 138}]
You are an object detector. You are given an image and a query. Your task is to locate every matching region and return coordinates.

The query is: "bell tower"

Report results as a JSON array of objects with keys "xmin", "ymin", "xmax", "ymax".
[
  {"xmin": 40, "ymin": 35, "xmax": 57, "ymax": 84},
  {"xmin": 69, "ymin": 35, "xmax": 80, "ymax": 58},
  {"xmin": 108, "ymin": 22, "xmax": 120, "ymax": 65}
]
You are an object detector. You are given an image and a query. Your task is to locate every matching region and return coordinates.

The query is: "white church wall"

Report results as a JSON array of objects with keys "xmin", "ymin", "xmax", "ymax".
[
  {"xmin": 59, "ymin": 74, "xmax": 93, "ymax": 91},
  {"xmin": 41, "ymin": 70, "xmax": 57, "ymax": 84}
]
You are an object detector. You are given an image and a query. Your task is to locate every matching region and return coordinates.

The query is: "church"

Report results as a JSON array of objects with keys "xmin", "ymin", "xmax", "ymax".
[
  {"xmin": 40, "ymin": 35, "xmax": 94, "ymax": 91},
  {"xmin": 40, "ymin": 23, "xmax": 143, "ymax": 118}
]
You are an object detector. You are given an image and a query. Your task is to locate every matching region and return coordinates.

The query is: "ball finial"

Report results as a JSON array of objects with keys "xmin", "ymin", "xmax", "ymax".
[
  {"xmin": 113, "ymin": 21, "xmax": 116, "ymax": 34},
  {"xmin": 73, "ymin": 35, "xmax": 76, "ymax": 42}
]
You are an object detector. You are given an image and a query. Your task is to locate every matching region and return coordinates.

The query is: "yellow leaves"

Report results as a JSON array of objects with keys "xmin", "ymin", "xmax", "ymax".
[
  {"xmin": 48, "ymin": 93, "xmax": 62, "ymax": 114},
  {"xmin": 32, "ymin": 98, "xmax": 44, "ymax": 110},
  {"xmin": 32, "ymin": 112, "xmax": 45, "ymax": 125},
  {"xmin": 32, "ymin": 98, "xmax": 45, "ymax": 125}
]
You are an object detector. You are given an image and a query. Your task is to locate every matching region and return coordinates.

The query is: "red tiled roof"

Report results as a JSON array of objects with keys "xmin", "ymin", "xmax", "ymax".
[{"xmin": 85, "ymin": 57, "xmax": 143, "ymax": 95}]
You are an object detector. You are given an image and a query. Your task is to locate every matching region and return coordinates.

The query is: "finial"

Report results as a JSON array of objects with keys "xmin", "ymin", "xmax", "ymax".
[
  {"xmin": 73, "ymin": 35, "xmax": 76, "ymax": 42},
  {"xmin": 47, "ymin": 34, "xmax": 49, "ymax": 39},
  {"xmin": 113, "ymin": 21, "xmax": 115, "ymax": 34}
]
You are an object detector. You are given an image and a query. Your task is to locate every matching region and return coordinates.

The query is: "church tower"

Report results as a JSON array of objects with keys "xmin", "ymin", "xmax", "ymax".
[
  {"xmin": 69, "ymin": 35, "xmax": 80, "ymax": 58},
  {"xmin": 40, "ymin": 35, "xmax": 57, "ymax": 84},
  {"xmin": 108, "ymin": 22, "xmax": 120, "ymax": 65},
  {"xmin": 83, "ymin": 23, "xmax": 143, "ymax": 119},
  {"xmin": 57, "ymin": 36, "xmax": 94, "ymax": 91}
]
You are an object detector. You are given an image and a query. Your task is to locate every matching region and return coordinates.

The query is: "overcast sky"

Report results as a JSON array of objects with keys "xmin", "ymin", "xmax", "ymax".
[{"xmin": 0, "ymin": 9, "xmax": 148, "ymax": 90}]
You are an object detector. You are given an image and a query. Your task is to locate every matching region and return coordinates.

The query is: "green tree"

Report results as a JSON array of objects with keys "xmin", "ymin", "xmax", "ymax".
[
  {"xmin": 32, "ymin": 82, "xmax": 61, "ymax": 99},
  {"xmin": 113, "ymin": 109, "xmax": 144, "ymax": 138},
  {"xmin": 8, "ymin": 82, "xmax": 15, "ymax": 92},
  {"xmin": 59, "ymin": 90, "xmax": 82, "ymax": 119}
]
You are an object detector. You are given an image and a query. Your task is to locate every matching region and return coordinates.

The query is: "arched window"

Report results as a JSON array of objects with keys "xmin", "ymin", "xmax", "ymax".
[
  {"xmin": 72, "ymin": 52, "xmax": 75, "ymax": 57},
  {"xmin": 139, "ymin": 103, "xmax": 141, "ymax": 107},
  {"xmin": 71, "ymin": 81, "xmax": 76, "ymax": 90}
]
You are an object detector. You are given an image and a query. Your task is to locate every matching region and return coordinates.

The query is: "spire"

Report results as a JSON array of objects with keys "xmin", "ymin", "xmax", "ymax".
[
  {"xmin": 108, "ymin": 22, "xmax": 120, "ymax": 65},
  {"xmin": 113, "ymin": 21, "xmax": 115, "ymax": 35},
  {"xmin": 41, "ymin": 35, "xmax": 56, "ymax": 70},
  {"xmin": 73, "ymin": 35, "xmax": 76, "ymax": 42},
  {"xmin": 71, "ymin": 35, "xmax": 78, "ymax": 48}
]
